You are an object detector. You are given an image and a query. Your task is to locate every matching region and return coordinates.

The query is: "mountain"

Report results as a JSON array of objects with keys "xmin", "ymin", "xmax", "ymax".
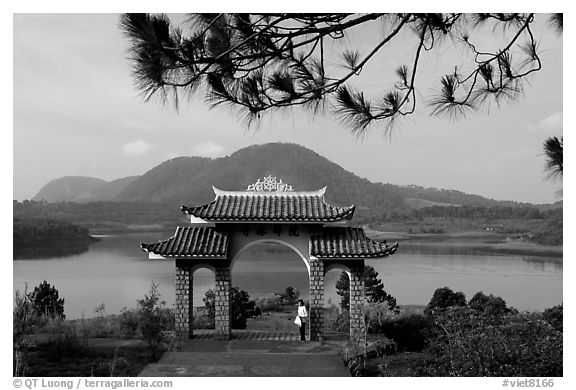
[
  {"xmin": 86, "ymin": 176, "xmax": 140, "ymax": 201},
  {"xmin": 33, "ymin": 175, "xmax": 140, "ymax": 203},
  {"xmin": 32, "ymin": 143, "xmax": 532, "ymax": 212},
  {"xmin": 33, "ymin": 176, "xmax": 108, "ymax": 203}
]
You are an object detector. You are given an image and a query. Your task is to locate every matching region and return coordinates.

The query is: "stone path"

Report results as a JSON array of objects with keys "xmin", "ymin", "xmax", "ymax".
[{"xmin": 139, "ymin": 330, "xmax": 350, "ymax": 377}]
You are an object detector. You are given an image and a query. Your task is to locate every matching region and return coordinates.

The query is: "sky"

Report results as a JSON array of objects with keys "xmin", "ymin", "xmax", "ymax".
[{"xmin": 12, "ymin": 13, "xmax": 563, "ymax": 204}]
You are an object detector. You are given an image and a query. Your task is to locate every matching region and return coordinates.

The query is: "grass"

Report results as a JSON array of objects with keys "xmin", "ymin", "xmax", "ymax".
[{"xmin": 26, "ymin": 342, "xmax": 153, "ymax": 377}]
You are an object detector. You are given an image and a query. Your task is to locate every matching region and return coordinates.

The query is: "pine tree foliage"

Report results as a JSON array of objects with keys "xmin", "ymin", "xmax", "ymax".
[
  {"xmin": 120, "ymin": 13, "xmax": 558, "ymax": 133},
  {"xmin": 336, "ymin": 265, "xmax": 397, "ymax": 310},
  {"xmin": 543, "ymin": 136, "xmax": 563, "ymax": 181}
]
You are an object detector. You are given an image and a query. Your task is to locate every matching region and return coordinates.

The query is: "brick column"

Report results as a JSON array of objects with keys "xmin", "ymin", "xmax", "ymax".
[
  {"xmin": 309, "ymin": 257, "xmax": 324, "ymax": 341},
  {"xmin": 175, "ymin": 263, "xmax": 193, "ymax": 343},
  {"xmin": 349, "ymin": 262, "xmax": 366, "ymax": 345},
  {"xmin": 214, "ymin": 264, "xmax": 232, "ymax": 340}
]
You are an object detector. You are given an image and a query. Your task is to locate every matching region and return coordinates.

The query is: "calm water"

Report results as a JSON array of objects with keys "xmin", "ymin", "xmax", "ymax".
[{"xmin": 13, "ymin": 231, "xmax": 562, "ymax": 319}]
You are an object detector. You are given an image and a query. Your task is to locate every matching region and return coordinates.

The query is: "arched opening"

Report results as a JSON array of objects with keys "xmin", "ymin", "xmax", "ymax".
[
  {"xmin": 324, "ymin": 263, "xmax": 351, "ymax": 339},
  {"xmin": 230, "ymin": 240, "xmax": 310, "ymax": 336},
  {"xmin": 190, "ymin": 264, "xmax": 216, "ymax": 334}
]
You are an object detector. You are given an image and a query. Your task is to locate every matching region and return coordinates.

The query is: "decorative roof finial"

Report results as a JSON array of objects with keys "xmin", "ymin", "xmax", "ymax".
[{"xmin": 246, "ymin": 175, "xmax": 294, "ymax": 192}]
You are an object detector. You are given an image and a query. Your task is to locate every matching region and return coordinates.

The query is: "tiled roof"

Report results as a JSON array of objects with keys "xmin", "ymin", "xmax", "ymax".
[
  {"xmin": 140, "ymin": 226, "xmax": 228, "ymax": 258},
  {"xmin": 310, "ymin": 227, "xmax": 398, "ymax": 259},
  {"xmin": 181, "ymin": 190, "xmax": 355, "ymax": 223}
]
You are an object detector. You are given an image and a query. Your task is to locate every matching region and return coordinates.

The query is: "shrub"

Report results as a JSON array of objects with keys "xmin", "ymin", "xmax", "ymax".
[
  {"xmin": 135, "ymin": 283, "xmax": 173, "ymax": 360},
  {"xmin": 203, "ymin": 287, "xmax": 261, "ymax": 329},
  {"xmin": 422, "ymin": 306, "xmax": 562, "ymax": 376},
  {"xmin": 254, "ymin": 294, "xmax": 284, "ymax": 312},
  {"xmin": 468, "ymin": 291, "xmax": 510, "ymax": 316},
  {"xmin": 542, "ymin": 303, "xmax": 563, "ymax": 332},
  {"xmin": 13, "ymin": 288, "xmax": 42, "ymax": 376},
  {"xmin": 424, "ymin": 287, "xmax": 466, "ymax": 314},
  {"xmin": 118, "ymin": 307, "xmax": 140, "ymax": 338},
  {"xmin": 324, "ymin": 307, "xmax": 350, "ymax": 334},
  {"xmin": 192, "ymin": 309, "xmax": 214, "ymax": 329},
  {"xmin": 377, "ymin": 312, "xmax": 433, "ymax": 352},
  {"xmin": 362, "ymin": 301, "xmax": 396, "ymax": 334},
  {"xmin": 84, "ymin": 304, "xmax": 121, "ymax": 338}
]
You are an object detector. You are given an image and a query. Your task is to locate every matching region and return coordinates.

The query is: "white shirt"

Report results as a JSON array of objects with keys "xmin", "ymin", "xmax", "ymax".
[{"xmin": 298, "ymin": 305, "xmax": 308, "ymax": 318}]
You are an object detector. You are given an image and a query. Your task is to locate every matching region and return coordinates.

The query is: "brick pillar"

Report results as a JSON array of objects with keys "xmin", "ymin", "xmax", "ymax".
[
  {"xmin": 349, "ymin": 262, "xmax": 366, "ymax": 345},
  {"xmin": 175, "ymin": 263, "xmax": 193, "ymax": 343},
  {"xmin": 309, "ymin": 257, "xmax": 324, "ymax": 341},
  {"xmin": 214, "ymin": 264, "xmax": 232, "ymax": 340}
]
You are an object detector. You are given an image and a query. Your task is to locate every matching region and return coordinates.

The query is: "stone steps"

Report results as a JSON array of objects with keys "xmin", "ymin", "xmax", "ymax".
[{"xmin": 191, "ymin": 330, "xmax": 302, "ymax": 341}]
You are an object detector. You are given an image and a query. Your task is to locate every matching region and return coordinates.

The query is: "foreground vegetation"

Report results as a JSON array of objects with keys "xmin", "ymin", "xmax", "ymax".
[
  {"xmin": 330, "ymin": 288, "xmax": 563, "ymax": 377},
  {"xmin": 15, "ymin": 280, "xmax": 562, "ymax": 377},
  {"xmin": 14, "ymin": 282, "xmax": 174, "ymax": 377}
]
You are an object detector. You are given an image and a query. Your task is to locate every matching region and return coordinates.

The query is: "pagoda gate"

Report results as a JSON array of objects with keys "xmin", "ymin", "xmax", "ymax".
[{"xmin": 141, "ymin": 176, "xmax": 398, "ymax": 343}]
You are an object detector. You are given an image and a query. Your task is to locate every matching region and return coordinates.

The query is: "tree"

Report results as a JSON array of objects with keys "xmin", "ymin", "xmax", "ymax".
[
  {"xmin": 27, "ymin": 280, "xmax": 65, "ymax": 320},
  {"xmin": 276, "ymin": 286, "xmax": 299, "ymax": 305},
  {"xmin": 468, "ymin": 291, "xmax": 510, "ymax": 316},
  {"xmin": 121, "ymin": 13, "xmax": 561, "ymax": 133},
  {"xmin": 203, "ymin": 287, "xmax": 261, "ymax": 329},
  {"xmin": 336, "ymin": 265, "xmax": 397, "ymax": 311},
  {"xmin": 424, "ymin": 286, "xmax": 466, "ymax": 314}
]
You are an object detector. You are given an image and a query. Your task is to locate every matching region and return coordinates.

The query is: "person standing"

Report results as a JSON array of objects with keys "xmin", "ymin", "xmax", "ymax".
[{"xmin": 297, "ymin": 299, "xmax": 308, "ymax": 341}]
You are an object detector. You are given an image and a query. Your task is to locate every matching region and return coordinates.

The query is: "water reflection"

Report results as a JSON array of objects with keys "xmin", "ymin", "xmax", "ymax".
[
  {"xmin": 13, "ymin": 243, "xmax": 91, "ymax": 260},
  {"xmin": 521, "ymin": 256, "xmax": 563, "ymax": 271}
]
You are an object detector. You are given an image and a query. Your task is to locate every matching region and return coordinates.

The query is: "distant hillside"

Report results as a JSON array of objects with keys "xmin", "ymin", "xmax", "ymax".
[
  {"xmin": 33, "ymin": 143, "xmax": 535, "ymax": 213},
  {"xmin": 33, "ymin": 176, "xmax": 107, "ymax": 203},
  {"xmin": 114, "ymin": 143, "xmax": 523, "ymax": 212},
  {"xmin": 33, "ymin": 176, "xmax": 139, "ymax": 203},
  {"xmin": 87, "ymin": 176, "xmax": 140, "ymax": 201}
]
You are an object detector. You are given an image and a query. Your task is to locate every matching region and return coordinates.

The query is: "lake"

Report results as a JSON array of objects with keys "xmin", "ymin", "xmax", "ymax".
[{"xmin": 13, "ymin": 231, "xmax": 562, "ymax": 319}]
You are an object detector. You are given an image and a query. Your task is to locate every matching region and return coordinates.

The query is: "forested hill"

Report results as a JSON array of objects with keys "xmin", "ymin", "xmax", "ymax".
[{"xmin": 32, "ymin": 143, "xmax": 545, "ymax": 213}]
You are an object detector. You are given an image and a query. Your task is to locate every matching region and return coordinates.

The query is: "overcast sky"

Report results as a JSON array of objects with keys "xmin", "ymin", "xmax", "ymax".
[{"xmin": 13, "ymin": 13, "xmax": 563, "ymax": 204}]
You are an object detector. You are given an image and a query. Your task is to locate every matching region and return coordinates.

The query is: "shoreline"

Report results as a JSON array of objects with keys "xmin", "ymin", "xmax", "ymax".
[{"xmin": 364, "ymin": 228, "xmax": 562, "ymax": 260}]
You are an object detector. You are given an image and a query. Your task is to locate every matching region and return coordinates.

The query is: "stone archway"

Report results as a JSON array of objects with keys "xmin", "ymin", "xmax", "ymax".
[{"xmin": 141, "ymin": 180, "xmax": 399, "ymax": 344}]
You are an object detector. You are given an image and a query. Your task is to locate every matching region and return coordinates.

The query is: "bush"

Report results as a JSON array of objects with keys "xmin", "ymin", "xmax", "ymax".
[
  {"xmin": 542, "ymin": 304, "xmax": 563, "ymax": 332},
  {"xmin": 468, "ymin": 291, "xmax": 510, "ymax": 316},
  {"xmin": 118, "ymin": 307, "xmax": 141, "ymax": 338},
  {"xmin": 421, "ymin": 306, "xmax": 562, "ymax": 376},
  {"xmin": 377, "ymin": 312, "xmax": 433, "ymax": 352},
  {"xmin": 83, "ymin": 304, "xmax": 121, "ymax": 338},
  {"xmin": 324, "ymin": 307, "xmax": 350, "ymax": 334},
  {"xmin": 203, "ymin": 287, "xmax": 261, "ymax": 329},
  {"xmin": 192, "ymin": 309, "xmax": 214, "ymax": 329},
  {"xmin": 254, "ymin": 294, "xmax": 284, "ymax": 312},
  {"xmin": 424, "ymin": 287, "xmax": 466, "ymax": 314},
  {"xmin": 13, "ymin": 288, "xmax": 42, "ymax": 376},
  {"xmin": 113, "ymin": 283, "xmax": 175, "ymax": 360}
]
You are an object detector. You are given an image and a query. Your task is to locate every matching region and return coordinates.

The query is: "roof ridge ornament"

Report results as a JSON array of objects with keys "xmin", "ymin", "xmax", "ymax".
[{"xmin": 246, "ymin": 175, "xmax": 294, "ymax": 192}]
